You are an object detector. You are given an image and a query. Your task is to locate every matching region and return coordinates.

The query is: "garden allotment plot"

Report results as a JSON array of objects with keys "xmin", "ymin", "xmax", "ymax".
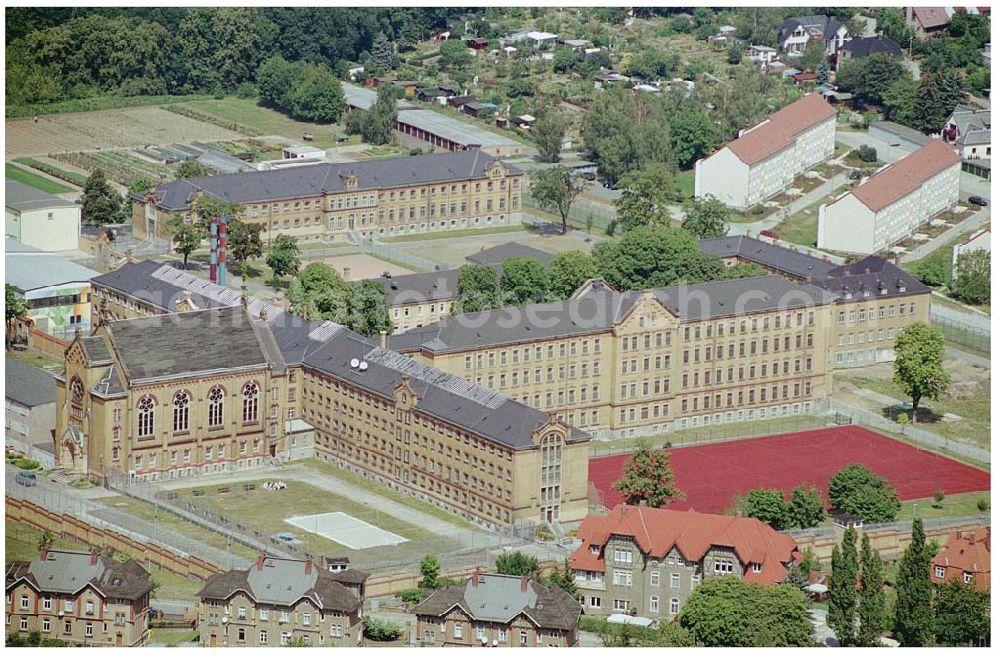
[{"xmin": 285, "ymin": 511, "xmax": 407, "ymax": 549}]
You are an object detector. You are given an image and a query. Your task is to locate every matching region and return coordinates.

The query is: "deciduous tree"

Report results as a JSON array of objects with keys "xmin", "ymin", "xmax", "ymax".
[
  {"xmin": 494, "ymin": 552, "xmax": 539, "ymax": 577},
  {"xmin": 737, "ymin": 488, "xmax": 788, "ymax": 529},
  {"xmin": 934, "ymin": 577, "xmax": 990, "ymax": 646},
  {"xmin": 227, "ymin": 219, "xmax": 264, "ymax": 271},
  {"xmin": 168, "ymin": 216, "xmax": 202, "ymax": 268},
  {"xmin": 419, "ymin": 554, "xmax": 440, "ymax": 589},
  {"xmin": 547, "ymin": 251, "xmax": 597, "ymax": 299},
  {"xmin": 611, "ymin": 444, "xmax": 684, "ymax": 508},
  {"xmin": 592, "ymin": 225, "xmax": 723, "ymax": 290},
  {"xmin": 174, "ymin": 159, "xmax": 212, "ymax": 179},
  {"xmin": 533, "ymin": 110, "xmax": 569, "ymax": 163},
  {"xmin": 453, "ymin": 263, "xmax": 498, "ymax": 314},
  {"xmin": 827, "ymin": 464, "xmax": 901, "ymax": 523},
  {"xmin": 5, "ymin": 284, "xmax": 27, "ymax": 350},
  {"xmin": 265, "ymin": 233, "xmax": 301, "ymax": 280},
  {"xmin": 951, "ymin": 249, "xmax": 989, "ymax": 305},
  {"xmin": 893, "ymin": 323, "xmax": 950, "ymax": 424},
  {"xmin": 787, "ymin": 484, "xmax": 826, "ymax": 529},
  {"xmin": 682, "ymin": 196, "xmax": 731, "ymax": 238},
  {"xmin": 349, "ymin": 279, "xmax": 392, "ymax": 337},
  {"xmin": 499, "ymin": 257, "xmax": 550, "ymax": 306},
  {"xmin": 531, "ymin": 166, "xmax": 583, "ymax": 235},
  {"xmin": 614, "ymin": 163, "xmax": 676, "ymax": 232}
]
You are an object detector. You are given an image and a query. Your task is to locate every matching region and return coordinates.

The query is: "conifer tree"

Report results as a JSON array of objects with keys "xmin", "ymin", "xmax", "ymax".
[
  {"xmin": 857, "ymin": 533, "xmax": 886, "ymax": 646},
  {"xmin": 894, "ymin": 519, "xmax": 935, "ymax": 646},
  {"xmin": 828, "ymin": 526, "xmax": 858, "ymax": 646}
]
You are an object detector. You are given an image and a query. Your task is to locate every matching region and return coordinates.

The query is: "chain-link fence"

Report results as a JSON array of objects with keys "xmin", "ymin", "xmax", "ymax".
[
  {"xmin": 932, "ymin": 314, "xmax": 990, "ymax": 354},
  {"xmin": 784, "ymin": 515, "xmax": 990, "ymax": 541},
  {"xmin": 827, "ymin": 400, "xmax": 990, "ymax": 464},
  {"xmin": 588, "ymin": 414, "xmax": 833, "ymax": 458}
]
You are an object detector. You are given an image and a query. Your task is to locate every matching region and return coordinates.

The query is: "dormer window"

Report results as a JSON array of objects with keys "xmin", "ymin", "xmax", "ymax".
[
  {"xmin": 752, "ymin": 562, "xmax": 762, "ymax": 573},
  {"xmin": 590, "ymin": 545, "xmax": 600, "ymax": 555}
]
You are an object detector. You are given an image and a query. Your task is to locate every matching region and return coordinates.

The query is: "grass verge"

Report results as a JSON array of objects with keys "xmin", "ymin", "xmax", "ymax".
[
  {"xmin": 299, "ymin": 458, "xmax": 479, "ymax": 532},
  {"xmin": 6, "ymin": 94, "xmax": 214, "ymax": 118},
  {"xmin": 150, "ymin": 628, "xmax": 199, "ymax": 647},
  {"xmin": 5, "ymin": 163, "xmax": 74, "ymax": 193},
  {"xmin": 381, "ymin": 224, "xmax": 529, "ymax": 243}
]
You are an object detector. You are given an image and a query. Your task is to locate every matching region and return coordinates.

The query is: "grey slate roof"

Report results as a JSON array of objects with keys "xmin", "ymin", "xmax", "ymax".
[
  {"xmin": 7, "ymin": 550, "xmax": 154, "ymax": 601},
  {"xmin": 465, "ymin": 241, "xmax": 555, "ymax": 266},
  {"xmin": 413, "ymin": 574, "xmax": 580, "ymax": 631},
  {"xmin": 698, "ymin": 236, "xmax": 839, "ymax": 280},
  {"xmin": 79, "ymin": 336, "xmax": 113, "ymax": 365},
  {"xmin": 5, "ymin": 357, "xmax": 56, "ymax": 407},
  {"xmin": 375, "ymin": 268, "xmax": 462, "ymax": 306},
  {"xmin": 399, "ymin": 275, "xmax": 835, "ymax": 354},
  {"xmin": 146, "ymin": 150, "xmax": 518, "ymax": 211},
  {"xmin": 810, "ymin": 255, "xmax": 929, "ymax": 299},
  {"xmin": 198, "ymin": 557, "xmax": 359, "ymax": 613},
  {"xmin": 779, "ymin": 15, "xmax": 844, "ymax": 43},
  {"xmin": 4, "ymin": 180, "xmax": 79, "ymax": 213},
  {"xmin": 104, "ymin": 306, "xmax": 275, "ymax": 382},
  {"xmin": 303, "ymin": 329, "xmax": 588, "ymax": 450},
  {"xmin": 841, "ymin": 35, "xmax": 902, "ymax": 59}
]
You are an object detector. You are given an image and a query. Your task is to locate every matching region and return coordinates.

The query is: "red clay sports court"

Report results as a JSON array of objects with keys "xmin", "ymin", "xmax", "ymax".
[{"xmin": 589, "ymin": 425, "xmax": 990, "ymax": 513}]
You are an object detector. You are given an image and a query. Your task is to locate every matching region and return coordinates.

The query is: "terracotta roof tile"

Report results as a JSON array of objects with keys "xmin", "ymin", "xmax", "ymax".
[
  {"xmin": 725, "ymin": 94, "xmax": 836, "ymax": 165},
  {"xmin": 931, "ymin": 527, "xmax": 990, "ymax": 590},
  {"xmin": 570, "ymin": 504, "xmax": 798, "ymax": 585},
  {"xmin": 849, "ymin": 140, "xmax": 961, "ymax": 213},
  {"xmin": 912, "ymin": 7, "xmax": 951, "ymax": 30}
]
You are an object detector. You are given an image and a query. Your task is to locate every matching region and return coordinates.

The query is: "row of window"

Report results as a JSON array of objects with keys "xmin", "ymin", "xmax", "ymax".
[
  {"xmin": 837, "ymin": 303, "xmax": 916, "ymax": 323},
  {"xmin": 682, "ymin": 333, "xmax": 814, "ymax": 364},
  {"xmin": 837, "ymin": 328, "xmax": 896, "ymax": 346},
  {"xmin": 464, "ymin": 338, "xmax": 604, "ymax": 369},
  {"xmin": 683, "ymin": 312, "xmax": 814, "ymax": 341},
  {"xmin": 679, "ymin": 381, "xmax": 812, "ymax": 414},
  {"xmin": 681, "ymin": 358, "xmax": 813, "ymax": 389}
]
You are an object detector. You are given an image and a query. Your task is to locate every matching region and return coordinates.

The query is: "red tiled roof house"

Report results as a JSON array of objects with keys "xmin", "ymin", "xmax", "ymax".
[
  {"xmin": 695, "ymin": 94, "xmax": 837, "ymax": 210},
  {"xmin": 570, "ymin": 504, "xmax": 800, "ymax": 619},
  {"xmin": 931, "ymin": 528, "xmax": 990, "ymax": 591},
  {"xmin": 818, "ymin": 140, "xmax": 961, "ymax": 254}
]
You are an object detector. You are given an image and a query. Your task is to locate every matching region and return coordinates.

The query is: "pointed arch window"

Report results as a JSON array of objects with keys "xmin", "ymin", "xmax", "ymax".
[
  {"xmin": 242, "ymin": 382, "xmax": 260, "ymax": 423},
  {"xmin": 70, "ymin": 377, "xmax": 85, "ymax": 419},
  {"xmin": 137, "ymin": 396, "xmax": 155, "ymax": 438},
  {"xmin": 208, "ymin": 387, "xmax": 224, "ymax": 428},
  {"xmin": 173, "ymin": 392, "xmax": 190, "ymax": 433}
]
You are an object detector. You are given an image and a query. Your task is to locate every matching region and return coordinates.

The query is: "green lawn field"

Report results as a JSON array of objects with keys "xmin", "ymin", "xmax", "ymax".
[{"xmin": 5, "ymin": 162, "xmax": 74, "ymax": 193}]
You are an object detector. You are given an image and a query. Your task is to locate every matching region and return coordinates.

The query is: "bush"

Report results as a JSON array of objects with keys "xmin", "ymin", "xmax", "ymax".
[
  {"xmin": 394, "ymin": 588, "xmax": 423, "ymax": 604},
  {"xmin": 933, "ymin": 489, "xmax": 945, "ymax": 505},
  {"xmin": 535, "ymin": 524, "xmax": 554, "ymax": 541},
  {"xmin": 896, "ymin": 412, "xmax": 910, "ymax": 425},
  {"xmin": 750, "ymin": 204, "xmax": 765, "ymax": 215},
  {"xmin": 363, "ymin": 616, "xmax": 401, "ymax": 642},
  {"xmin": 855, "ymin": 145, "xmax": 878, "ymax": 163},
  {"xmin": 235, "ymin": 82, "xmax": 257, "ymax": 99},
  {"xmin": 15, "ymin": 458, "xmax": 40, "ymax": 470},
  {"xmin": 976, "ymin": 497, "xmax": 989, "ymax": 512}
]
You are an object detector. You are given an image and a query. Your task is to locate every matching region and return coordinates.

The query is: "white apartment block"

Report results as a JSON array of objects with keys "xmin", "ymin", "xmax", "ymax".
[
  {"xmin": 695, "ymin": 94, "xmax": 836, "ymax": 210},
  {"xmin": 818, "ymin": 140, "xmax": 961, "ymax": 255}
]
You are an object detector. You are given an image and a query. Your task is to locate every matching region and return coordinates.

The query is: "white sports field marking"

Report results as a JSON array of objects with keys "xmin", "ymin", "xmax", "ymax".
[{"xmin": 285, "ymin": 511, "xmax": 408, "ymax": 549}]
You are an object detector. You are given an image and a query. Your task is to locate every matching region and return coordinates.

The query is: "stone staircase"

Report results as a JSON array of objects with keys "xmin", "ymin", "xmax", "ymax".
[{"xmin": 46, "ymin": 468, "xmax": 78, "ymax": 486}]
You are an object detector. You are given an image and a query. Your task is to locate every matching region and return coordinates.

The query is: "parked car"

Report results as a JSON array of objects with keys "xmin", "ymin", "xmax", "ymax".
[
  {"xmin": 849, "ymin": 170, "xmax": 862, "ymax": 180},
  {"xmin": 968, "ymin": 195, "xmax": 988, "ymax": 207},
  {"xmin": 15, "ymin": 471, "xmax": 38, "ymax": 487},
  {"xmin": 602, "ymin": 179, "xmax": 614, "ymax": 189},
  {"xmin": 759, "ymin": 230, "xmax": 780, "ymax": 240}
]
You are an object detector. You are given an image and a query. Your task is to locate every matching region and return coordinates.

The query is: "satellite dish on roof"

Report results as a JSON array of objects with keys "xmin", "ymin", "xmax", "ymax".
[
  {"xmin": 350, "ymin": 358, "xmax": 360, "ymax": 368},
  {"xmin": 359, "ymin": 362, "xmax": 369, "ymax": 371}
]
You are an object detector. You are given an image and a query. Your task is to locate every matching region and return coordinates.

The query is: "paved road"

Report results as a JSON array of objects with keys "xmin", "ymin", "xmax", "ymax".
[{"xmin": 945, "ymin": 346, "xmax": 990, "ymax": 368}]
